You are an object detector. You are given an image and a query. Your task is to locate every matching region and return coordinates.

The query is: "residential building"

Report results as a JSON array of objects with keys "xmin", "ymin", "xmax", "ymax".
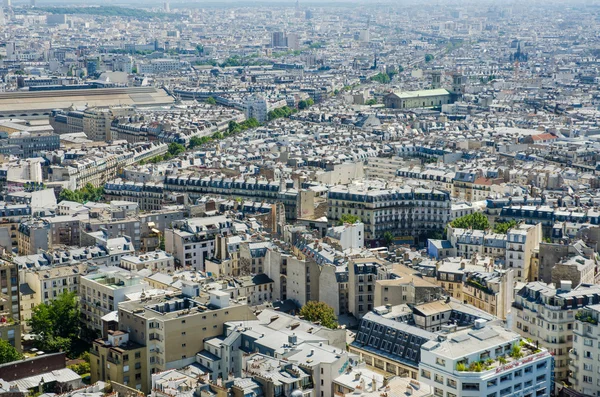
[
  {"xmin": 165, "ymin": 216, "xmax": 233, "ymax": 270},
  {"xmin": 505, "ymin": 223, "xmax": 542, "ymax": 283},
  {"xmin": 511, "ymin": 281, "xmax": 600, "ymax": 383},
  {"xmin": 568, "ymin": 304, "xmax": 600, "ymax": 396},
  {"xmin": 119, "ymin": 251, "xmax": 174, "ymax": 272},
  {"xmin": 117, "ymin": 289, "xmax": 256, "ymax": 391},
  {"xmin": 90, "ymin": 330, "xmax": 147, "ymax": 392},
  {"xmin": 419, "ymin": 321, "xmax": 553, "ymax": 397},
  {"xmin": 349, "ymin": 311, "xmax": 437, "ymax": 379},
  {"xmin": 80, "ymin": 267, "xmax": 148, "ymax": 332},
  {"xmin": 0, "ymin": 260, "xmax": 20, "ymax": 352}
]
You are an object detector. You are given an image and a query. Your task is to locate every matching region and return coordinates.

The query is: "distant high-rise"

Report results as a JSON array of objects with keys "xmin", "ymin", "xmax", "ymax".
[
  {"xmin": 305, "ymin": 9, "xmax": 313, "ymax": 20},
  {"xmin": 163, "ymin": 2, "xmax": 170, "ymax": 12},
  {"xmin": 271, "ymin": 31, "xmax": 286, "ymax": 48},
  {"xmin": 3, "ymin": 0, "xmax": 11, "ymax": 8},
  {"xmin": 30, "ymin": 0, "xmax": 36, "ymax": 6},
  {"xmin": 287, "ymin": 33, "xmax": 299, "ymax": 51}
]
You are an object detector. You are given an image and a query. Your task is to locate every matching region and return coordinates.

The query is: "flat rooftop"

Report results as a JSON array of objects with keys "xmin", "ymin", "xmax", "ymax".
[{"xmin": 0, "ymin": 87, "xmax": 174, "ymax": 115}]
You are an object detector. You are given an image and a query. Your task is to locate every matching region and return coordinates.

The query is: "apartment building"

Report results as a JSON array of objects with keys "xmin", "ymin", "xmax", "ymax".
[
  {"xmin": 117, "ymin": 289, "xmax": 256, "ymax": 391},
  {"xmin": 419, "ymin": 321, "xmax": 553, "ymax": 397},
  {"xmin": 104, "ymin": 180, "xmax": 164, "ymax": 211},
  {"xmin": 506, "ymin": 223, "xmax": 542, "ymax": 283},
  {"xmin": 462, "ymin": 270, "xmax": 514, "ymax": 321},
  {"xmin": 349, "ymin": 312, "xmax": 437, "ymax": 380},
  {"xmin": 21, "ymin": 263, "xmax": 87, "ymax": 330},
  {"xmin": 0, "ymin": 260, "xmax": 20, "ymax": 352},
  {"xmin": 511, "ymin": 281, "xmax": 600, "ymax": 383},
  {"xmin": 80, "ymin": 267, "xmax": 148, "ymax": 332},
  {"xmin": 568, "ymin": 304, "xmax": 600, "ymax": 397},
  {"xmin": 374, "ymin": 263, "xmax": 443, "ymax": 309},
  {"xmin": 17, "ymin": 219, "xmax": 50, "ymax": 255},
  {"xmin": 90, "ymin": 330, "xmax": 147, "ymax": 392},
  {"xmin": 347, "ymin": 258, "xmax": 388, "ymax": 318},
  {"xmin": 165, "ymin": 216, "xmax": 232, "ymax": 270},
  {"xmin": 446, "ymin": 227, "xmax": 506, "ymax": 260},
  {"xmin": 327, "ymin": 185, "xmax": 451, "ymax": 243},
  {"xmin": 120, "ymin": 251, "xmax": 174, "ymax": 272}
]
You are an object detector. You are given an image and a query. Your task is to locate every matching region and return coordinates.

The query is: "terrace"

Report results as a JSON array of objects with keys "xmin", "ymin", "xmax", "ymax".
[{"xmin": 455, "ymin": 340, "xmax": 544, "ymax": 374}]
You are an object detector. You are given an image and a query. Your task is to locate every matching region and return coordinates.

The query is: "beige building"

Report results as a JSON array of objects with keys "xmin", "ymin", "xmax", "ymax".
[
  {"xmin": 506, "ymin": 223, "xmax": 542, "ymax": 283},
  {"xmin": 0, "ymin": 260, "xmax": 21, "ymax": 352},
  {"xmin": 21, "ymin": 263, "xmax": 87, "ymax": 330},
  {"xmin": 118, "ymin": 289, "xmax": 256, "ymax": 392},
  {"xmin": 90, "ymin": 330, "xmax": 148, "ymax": 392},
  {"xmin": 384, "ymin": 89, "xmax": 451, "ymax": 109},
  {"xmin": 120, "ymin": 251, "xmax": 174, "ymax": 272},
  {"xmin": 462, "ymin": 269, "xmax": 514, "ymax": 320},
  {"xmin": 83, "ymin": 107, "xmax": 134, "ymax": 142}
]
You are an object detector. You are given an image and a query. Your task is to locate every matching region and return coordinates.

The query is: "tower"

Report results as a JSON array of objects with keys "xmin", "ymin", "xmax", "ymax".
[
  {"xmin": 163, "ymin": 2, "xmax": 170, "ymax": 12},
  {"xmin": 431, "ymin": 71, "xmax": 442, "ymax": 89},
  {"xmin": 451, "ymin": 73, "xmax": 466, "ymax": 100}
]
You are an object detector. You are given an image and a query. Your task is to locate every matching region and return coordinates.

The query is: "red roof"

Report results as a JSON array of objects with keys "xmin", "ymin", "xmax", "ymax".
[{"xmin": 531, "ymin": 133, "xmax": 557, "ymax": 141}]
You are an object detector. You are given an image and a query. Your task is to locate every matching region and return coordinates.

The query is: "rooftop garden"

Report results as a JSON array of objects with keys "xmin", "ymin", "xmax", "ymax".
[
  {"xmin": 455, "ymin": 340, "xmax": 542, "ymax": 373},
  {"xmin": 575, "ymin": 310, "xmax": 598, "ymax": 325}
]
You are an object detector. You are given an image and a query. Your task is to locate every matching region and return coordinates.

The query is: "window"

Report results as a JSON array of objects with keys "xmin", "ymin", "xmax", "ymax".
[
  {"xmin": 436, "ymin": 358, "xmax": 446, "ymax": 366},
  {"xmin": 447, "ymin": 379, "xmax": 456, "ymax": 389},
  {"xmin": 421, "ymin": 370, "xmax": 431, "ymax": 379},
  {"xmin": 434, "ymin": 374, "xmax": 443, "ymax": 384},
  {"xmin": 462, "ymin": 383, "xmax": 479, "ymax": 391}
]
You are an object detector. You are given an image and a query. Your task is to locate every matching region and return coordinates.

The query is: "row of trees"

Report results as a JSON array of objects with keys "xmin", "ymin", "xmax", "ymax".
[
  {"xmin": 58, "ymin": 183, "xmax": 104, "ymax": 204},
  {"xmin": 138, "ymin": 142, "xmax": 186, "ymax": 165},
  {"xmin": 188, "ymin": 118, "xmax": 261, "ymax": 149},
  {"xmin": 298, "ymin": 98, "xmax": 314, "ymax": 110},
  {"xmin": 268, "ymin": 106, "xmax": 296, "ymax": 121},
  {"xmin": 450, "ymin": 213, "xmax": 519, "ymax": 234}
]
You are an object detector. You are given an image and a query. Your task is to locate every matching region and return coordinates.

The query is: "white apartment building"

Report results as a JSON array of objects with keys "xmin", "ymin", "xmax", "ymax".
[
  {"xmin": 569, "ymin": 304, "xmax": 600, "ymax": 397},
  {"xmin": 165, "ymin": 216, "xmax": 232, "ymax": 270},
  {"xmin": 244, "ymin": 96, "xmax": 269, "ymax": 123},
  {"xmin": 80, "ymin": 266, "xmax": 148, "ymax": 332},
  {"xmin": 511, "ymin": 281, "xmax": 600, "ymax": 384},
  {"xmin": 419, "ymin": 321, "xmax": 553, "ymax": 397},
  {"xmin": 120, "ymin": 250, "xmax": 174, "ymax": 272}
]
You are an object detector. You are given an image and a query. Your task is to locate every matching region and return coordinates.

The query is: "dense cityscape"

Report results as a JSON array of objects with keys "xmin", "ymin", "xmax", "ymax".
[{"xmin": 0, "ymin": 1, "xmax": 599, "ymax": 397}]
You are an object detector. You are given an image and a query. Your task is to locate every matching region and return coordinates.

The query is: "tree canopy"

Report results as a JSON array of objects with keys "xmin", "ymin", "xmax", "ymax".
[
  {"xmin": 425, "ymin": 54, "xmax": 435, "ymax": 63},
  {"xmin": 383, "ymin": 231, "xmax": 394, "ymax": 247},
  {"xmin": 205, "ymin": 96, "xmax": 217, "ymax": 105},
  {"xmin": 493, "ymin": 220, "xmax": 518, "ymax": 234},
  {"xmin": 168, "ymin": 142, "xmax": 186, "ymax": 156},
  {"xmin": 370, "ymin": 73, "xmax": 391, "ymax": 84},
  {"xmin": 337, "ymin": 213, "xmax": 361, "ymax": 225},
  {"xmin": 268, "ymin": 106, "xmax": 295, "ymax": 121},
  {"xmin": 0, "ymin": 339, "xmax": 22, "ymax": 364},
  {"xmin": 298, "ymin": 98, "xmax": 314, "ymax": 110},
  {"xmin": 28, "ymin": 292, "xmax": 81, "ymax": 356},
  {"xmin": 450, "ymin": 212, "xmax": 490, "ymax": 230},
  {"xmin": 299, "ymin": 301, "xmax": 338, "ymax": 329},
  {"xmin": 58, "ymin": 183, "xmax": 103, "ymax": 204}
]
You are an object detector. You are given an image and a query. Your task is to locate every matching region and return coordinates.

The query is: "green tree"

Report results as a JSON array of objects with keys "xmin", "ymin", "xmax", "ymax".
[
  {"xmin": 298, "ymin": 100, "xmax": 309, "ymax": 110},
  {"xmin": 300, "ymin": 301, "xmax": 338, "ymax": 329},
  {"xmin": 337, "ymin": 213, "xmax": 361, "ymax": 226},
  {"xmin": 0, "ymin": 339, "xmax": 22, "ymax": 364},
  {"xmin": 450, "ymin": 212, "xmax": 490, "ymax": 230},
  {"xmin": 383, "ymin": 231, "xmax": 394, "ymax": 247},
  {"xmin": 205, "ymin": 96, "xmax": 216, "ymax": 105},
  {"xmin": 493, "ymin": 220, "xmax": 518, "ymax": 234},
  {"xmin": 28, "ymin": 292, "xmax": 81, "ymax": 355},
  {"xmin": 425, "ymin": 54, "xmax": 434, "ymax": 63},
  {"xmin": 168, "ymin": 142, "xmax": 186, "ymax": 156},
  {"xmin": 58, "ymin": 183, "xmax": 104, "ymax": 204},
  {"xmin": 365, "ymin": 99, "xmax": 377, "ymax": 106},
  {"xmin": 370, "ymin": 73, "xmax": 391, "ymax": 84}
]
